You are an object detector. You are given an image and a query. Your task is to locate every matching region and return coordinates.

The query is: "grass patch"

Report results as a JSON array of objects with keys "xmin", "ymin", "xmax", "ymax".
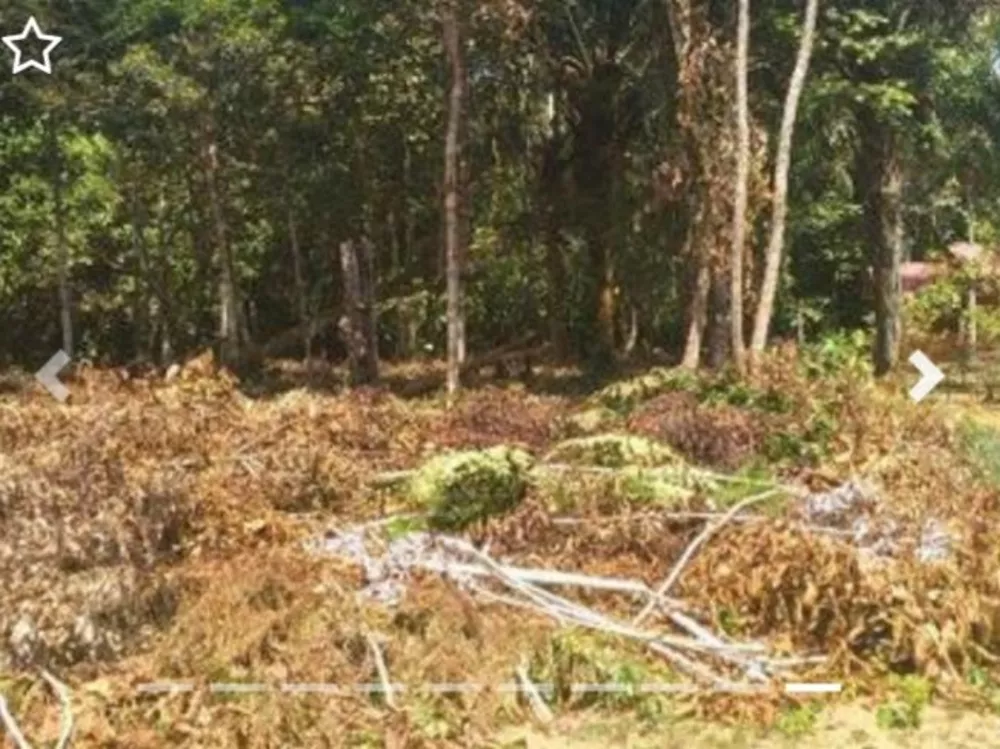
[
  {"xmin": 775, "ymin": 702, "xmax": 821, "ymax": 738},
  {"xmin": 958, "ymin": 417, "xmax": 1000, "ymax": 486},
  {"xmin": 875, "ymin": 675, "xmax": 934, "ymax": 730}
]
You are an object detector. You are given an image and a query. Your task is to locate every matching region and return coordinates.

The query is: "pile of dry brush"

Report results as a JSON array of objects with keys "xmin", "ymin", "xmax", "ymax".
[{"xmin": 1, "ymin": 348, "xmax": 999, "ymax": 747}]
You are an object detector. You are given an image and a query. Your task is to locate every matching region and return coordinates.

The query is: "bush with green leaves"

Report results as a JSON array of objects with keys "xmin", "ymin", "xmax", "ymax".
[
  {"xmin": 800, "ymin": 329, "xmax": 873, "ymax": 379},
  {"xmin": 545, "ymin": 434, "xmax": 684, "ymax": 469},
  {"xmin": 409, "ymin": 446, "xmax": 534, "ymax": 530}
]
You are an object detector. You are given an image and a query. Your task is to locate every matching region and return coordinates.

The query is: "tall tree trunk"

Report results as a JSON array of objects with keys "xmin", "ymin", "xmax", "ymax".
[
  {"xmin": 442, "ymin": 2, "xmax": 468, "ymax": 397},
  {"xmin": 49, "ymin": 124, "xmax": 73, "ymax": 357},
  {"xmin": 706, "ymin": 264, "xmax": 732, "ymax": 369},
  {"xmin": 540, "ymin": 119, "xmax": 570, "ymax": 360},
  {"xmin": 730, "ymin": 0, "xmax": 751, "ymax": 373},
  {"xmin": 338, "ymin": 239, "xmax": 380, "ymax": 384},
  {"xmin": 287, "ymin": 203, "xmax": 312, "ymax": 363},
  {"xmin": 544, "ymin": 227, "xmax": 569, "ymax": 359},
  {"xmin": 128, "ymin": 186, "xmax": 153, "ymax": 363},
  {"xmin": 667, "ymin": 0, "xmax": 730, "ymax": 370},
  {"xmin": 856, "ymin": 108, "xmax": 903, "ymax": 376},
  {"xmin": 157, "ymin": 213, "xmax": 176, "ymax": 364},
  {"xmin": 681, "ymin": 257, "xmax": 709, "ymax": 369},
  {"xmin": 201, "ymin": 123, "xmax": 242, "ymax": 370},
  {"xmin": 749, "ymin": 0, "xmax": 820, "ymax": 368}
]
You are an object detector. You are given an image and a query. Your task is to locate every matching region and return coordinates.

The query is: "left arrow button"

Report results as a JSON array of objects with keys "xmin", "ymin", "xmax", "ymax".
[{"xmin": 35, "ymin": 350, "xmax": 71, "ymax": 402}]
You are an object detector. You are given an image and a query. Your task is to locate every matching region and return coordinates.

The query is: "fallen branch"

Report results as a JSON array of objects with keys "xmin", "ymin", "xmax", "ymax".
[
  {"xmin": 633, "ymin": 489, "xmax": 783, "ymax": 627},
  {"xmin": 423, "ymin": 559, "xmax": 677, "ymax": 601},
  {"xmin": 0, "ymin": 693, "xmax": 32, "ymax": 749},
  {"xmin": 515, "ymin": 660, "xmax": 554, "ymax": 724},
  {"xmin": 365, "ymin": 634, "xmax": 397, "ymax": 710},
  {"xmin": 40, "ymin": 671, "xmax": 73, "ymax": 749},
  {"xmin": 436, "ymin": 537, "xmax": 755, "ymax": 688}
]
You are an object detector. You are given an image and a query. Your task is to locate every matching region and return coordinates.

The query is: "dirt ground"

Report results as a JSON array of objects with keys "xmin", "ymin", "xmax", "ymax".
[{"xmin": 499, "ymin": 704, "xmax": 1000, "ymax": 748}]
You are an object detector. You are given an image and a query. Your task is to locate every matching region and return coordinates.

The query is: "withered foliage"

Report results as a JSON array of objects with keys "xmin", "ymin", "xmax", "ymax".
[
  {"xmin": 2, "ymin": 354, "xmax": 1000, "ymax": 746},
  {"xmin": 628, "ymin": 390, "xmax": 766, "ymax": 469}
]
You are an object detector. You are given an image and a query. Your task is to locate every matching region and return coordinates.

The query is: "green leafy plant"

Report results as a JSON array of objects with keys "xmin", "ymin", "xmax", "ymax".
[
  {"xmin": 875, "ymin": 675, "xmax": 933, "ymax": 730},
  {"xmin": 776, "ymin": 703, "xmax": 821, "ymax": 738}
]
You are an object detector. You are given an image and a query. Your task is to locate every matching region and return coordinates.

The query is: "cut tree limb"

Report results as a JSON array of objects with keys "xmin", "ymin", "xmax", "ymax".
[
  {"xmin": 40, "ymin": 670, "xmax": 73, "ymax": 749},
  {"xmin": 633, "ymin": 489, "xmax": 782, "ymax": 626},
  {"xmin": 0, "ymin": 693, "xmax": 32, "ymax": 749}
]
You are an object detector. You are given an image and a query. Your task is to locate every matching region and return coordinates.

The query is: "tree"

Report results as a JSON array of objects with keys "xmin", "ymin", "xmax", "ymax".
[
  {"xmin": 731, "ymin": 0, "xmax": 752, "ymax": 372},
  {"xmin": 663, "ymin": 0, "xmax": 738, "ymax": 370},
  {"xmin": 442, "ymin": 0, "xmax": 469, "ymax": 396},
  {"xmin": 749, "ymin": 0, "xmax": 820, "ymax": 366}
]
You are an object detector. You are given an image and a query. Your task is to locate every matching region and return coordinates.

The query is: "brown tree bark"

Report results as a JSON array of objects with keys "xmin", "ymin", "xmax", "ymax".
[
  {"xmin": 855, "ymin": 108, "xmax": 903, "ymax": 376},
  {"xmin": 287, "ymin": 204, "xmax": 312, "ymax": 364},
  {"xmin": 749, "ymin": 0, "xmax": 820, "ymax": 369},
  {"xmin": 667, "ymin": 0, "xmax": 732, "ymax": 370},
  {"xmin": 339, "ymin": 239, "xmax": 380, "ymax": 385},
  {"xmin": 539, "ymin": 120, "xmax": 570, "ymax": 360},
  {"xmin": 442, "ymin": 1, "xmax": 469, "ymax": 397}
]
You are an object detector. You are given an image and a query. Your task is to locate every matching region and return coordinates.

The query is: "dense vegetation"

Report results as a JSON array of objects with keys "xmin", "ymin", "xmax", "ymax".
[{"xmin": 1, "ymin": 1, "xmax": 999, "ymax": 378}]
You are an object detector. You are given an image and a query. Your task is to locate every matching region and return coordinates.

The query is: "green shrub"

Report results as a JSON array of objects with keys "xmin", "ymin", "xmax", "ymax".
[
  {"xmin": 545, "ymin": 434, "xmax": 684, "ymax": 469},
  {"xmin": 875, "ymin": 675, "xmax": 933, "ymax": 730},
  {"xmin": 800, "ymin": 329, "xmax": 872, "ymax": 379},
  {"xmin": 559, "ymin": 407, "xmax": 621, "ymax": 437},
  {"xmin": 591, "ymin": 367, "xmax": 699, "ymax": 413},
  {"xmin": 409, "ymin": 446, "xmax": 534, "ymax": 530}
]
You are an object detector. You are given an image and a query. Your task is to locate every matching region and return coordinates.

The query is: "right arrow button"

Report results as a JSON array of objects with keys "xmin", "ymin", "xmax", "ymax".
[{"xmin": 908, "ymin": 350, "xmax": 944, "ymax": 403}]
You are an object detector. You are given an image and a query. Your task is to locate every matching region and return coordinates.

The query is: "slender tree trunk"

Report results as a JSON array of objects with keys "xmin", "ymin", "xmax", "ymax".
[
  {"xmin": 681, "ymin": 257, "xmax": 709, "ymax": 369},
  {"xmin": 856, "ymin": 108, "xmax": 903, "ymax": 376},
  {"xmin": 540, "ymin": 122, "xmax": 570, "ymax": 360},
  {"xmin": 749, "ymin": 0, "xmax": 819, "ymax": 368},
  {"xmin": 706, "ymin": 265, "xmax": 732, "ymax": 369},
  {"xmin": 201, "ymin": 123, "xmax": 242, "ymax": 370},
  {"xmin": 966, "ymin": 214, "xmax": 977, "ymax": 359},
  {"xmin": 49, "ymin": 124, "xmax": 73, "ymax": 357},
  {"xmin": 128, "ymin": 187, "xmax": 153, "ymax": 363},
  {"xmin": 668, "ymin": 0, "xmax": 724, "ymax": 371},
  {"xmin": 730, "ymin": 0, "xmax": 751, "ymax": 373},
  {"xmin": 442, "ymin": 2, "xmax": 468, "ymax": 397},
  {"xmin": 338, "ymin": 239, "xmax": 380, "ymax": 384},
  {"xmin": 157, "ymin": 217, "xmax": 175, "ymax": 364},
  {"xmin": 287, "ymin": 204, "xmax": 312, "ymax": 363},
  {"xmin": 544, "ymin": 227, "xmax": 569, "ymax": 359}
]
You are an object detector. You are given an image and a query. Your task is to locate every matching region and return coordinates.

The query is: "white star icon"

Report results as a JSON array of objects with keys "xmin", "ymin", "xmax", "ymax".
[{"xmin": 3, "ymin": 17, "xmax": 62, "ymax": 75}]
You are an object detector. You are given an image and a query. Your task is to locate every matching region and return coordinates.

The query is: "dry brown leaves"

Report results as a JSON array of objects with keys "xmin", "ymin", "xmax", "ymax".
[
  {"xmin": 4, "ymin": 355, "xmax": 1000, "ymax": 746},
  {"xmin": 627, "ymin": 391, "xmax": 767, "ymax": 470}
]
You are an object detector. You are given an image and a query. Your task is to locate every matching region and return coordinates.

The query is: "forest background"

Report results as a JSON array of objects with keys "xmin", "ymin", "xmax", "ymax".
[{"xmin": 1, "ymin": 0, "xmax": 999, "ymax": 386}]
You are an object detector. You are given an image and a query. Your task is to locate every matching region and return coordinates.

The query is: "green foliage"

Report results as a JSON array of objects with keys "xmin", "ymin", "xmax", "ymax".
[
  {"xmin": 592, "ymin": 367, "xmax": 791, "ymax": 417},
  {"xmin": 409, "ymin": 446, "xmax": 534, "ymax": 530},
  {"xmin": 958, "ymin": 419, "xmax": 1000, "ymax": 487},
  {"xmin": 904, "ymin": 277, "xmax": 965, "ymax": 337},
  {"xmin": 800, "ymin": 329, "xmax": 873, "ymax": 379},
  {"xmin": 558, "ymin": 407, "xmax": 622, "ymax": 438},
  {"xmin": 775, "ymin": 703, "xmax": 821, "ymax": 738},
  {"xmin": 528, "ymin": 631, "xmax": 675, "ymax": 723},
  {"xmin": 384, "ymin": 514, "xmax": 428, "ymax": 540},
  {"xmin": 592, "ymin": 368, "xmax": 700, "ymax": 414},
  {"xmin": 875, "ymin": 675, "xmax": 934, "ymax": 730},
  {"xmin": 545, "ymin": 434, "xmax": 684, "ymax": 469},
  {"xmin": 0, "ymin": 0, "xmax": 995, "ymax": 376}
]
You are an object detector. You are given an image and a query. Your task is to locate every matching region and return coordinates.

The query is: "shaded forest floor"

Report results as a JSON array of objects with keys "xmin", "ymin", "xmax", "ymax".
[{"xmin": 3, "ymin": 349, "xmax": 1000, "ymax": 748}]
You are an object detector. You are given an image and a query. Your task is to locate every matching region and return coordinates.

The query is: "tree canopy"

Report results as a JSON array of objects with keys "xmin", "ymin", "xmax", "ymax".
[{"xmin": 1, "ymin": 0, "xmax": 999, "ymax": 377}]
